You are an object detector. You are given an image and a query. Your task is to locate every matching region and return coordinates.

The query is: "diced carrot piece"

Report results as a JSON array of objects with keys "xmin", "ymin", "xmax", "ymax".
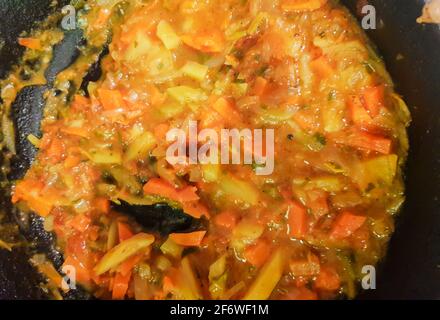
[
  {"xmin": 162, "ymin": 275, "xmax": 175, "ymax": 294},
  {"xmin": 177, "ymin": 186, "xmax": 200, "ymax": 202},
  {"xmin": 214, "ymin": 211, "xmax": 237, "ymax": 229},
  {"xmin": 146, "ymin": 84, "xmax": 166, "ymax": 106},
  {"xmin": 68, "ymin": 214, "xmax": 91, "ymax": 233},
  {"xmin": 200, "ymin": 109, "xmax": 224, "ymax": 129},
  {"xmin": 169, "ymin": 231, "xmax": 207, "ymax": 247},
  {"xmin": 27, "ymin": 195, "xmax": 53, "ymax": 217},
  {"xmin": 211, "ymin": 97, "xmax": 241, "ymax": 124},
  {"xmin": 46, "ymin": 137, "xmax": 65, "ymax": 163},
  {"xmin": 60, "ymin": 126, "xmax": 89, "ymax": 138},
  {"xmin": 153, "ymin": 123, "xmax": 170, "ymax": 140},
  {"xmin": 143, "ymin": 178, "xmax": 200, "ymax": 203},
  {"xmin": 287, "ymin": 200, "xmax": 308, "ymax": 239},
  {"xmin": 181, "ymin": 30, "xmax": 225, "ymax": 53},
  {"xmin": 263, "ymin": 32, "xmax": 288, "ymax": 59},
  {"xmin": 363, "ymin": 85, "xmax": 384, "ymax": 117},
  {"xmin": 310, "ymin": 55, "xmax": 334, "ymax": 78},
  {"xmin": 252, "ymin": 77, "xmax": 268, "ymax": 96},
  {"xmin": 348, "ymin": 95, "xmax": 373, "ymax": 127},
  {"xmin": 183, "ymin": 201, "xmax": 209, "ymax": 219},
  {"xmin": 117, "ymin": 254, "xmax": 143, "ymax": 277},
  {"xmin": 244, "ymin": 240, "xmax": 271, "ymax": 267},
  {"xmin": 93, "ymin": 8, "xmax": 111, "ymax": 28},
  {"xmin": 13, "ymin": 180, "xmax": 54, "ymax": 217},
  {"xmin": 63, "ymin": 256, "xmax": 92, "ymax": 285},
  {"xmin": 12, "ymin": 179, "xmax": 40, "ymax": 203},
  {"xmin": 293, "ymin": 109, "xmax": 319, "ymax": 131},
  {"xmin": 143, "ymin": 178, "xmax": 179, "ymax": 200},
  {"xmin": 64, "ymin": 155, "xmax": 81, "ymax": 169},
  {"xmin": 307, "ymin": 190, "xmax": 329, "ymax": 218},
  {"xmin": 281, "ymin": 0, "xmax": 327, "ymax": 12},
  {"xmin": 94, "ymin": 197, "xmax": 110, "ymax": 214},
  {"xmin": 112, "ymin": 271, "xmax": 132, "ymax": 300},
  {"xmin": 18, "ymin": 37, "xmax": 42, "ymax": 50},
  {"xmin": 72, "ymin": 95, "xmax": 90, "ymax": 111},
  {"xmin": 98, "ymin": 89, "xmax": 126, "ymax": 110},
  {"xmin": 346, "ymin": 130, "xmax": 392, "ymax": 154},
  {"xmin": 284, "ymin": 287, "xmax": 318, "ymax": 300},
  {"xmin": 314, "ymin": 266, "xmax": 341, "ymax": 291},
  {"xmin": 88, "ymin": 226, "xmax": 100, "ymax": 241},
  {"xmin": 330, "ymin": 211, "xmax": 367, "ymax": 239},
  {"xmin": 289, "ymin": 254, "xmax": 321, "ymax": 277},
  {"xmin": 118, "ymin": 222, "xmax": 134, "ymax": 242}
]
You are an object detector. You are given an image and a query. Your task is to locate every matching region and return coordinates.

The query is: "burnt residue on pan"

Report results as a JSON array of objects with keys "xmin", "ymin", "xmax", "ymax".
[
  {"xmin": 0, "ymin": 0, "xmax": 91, "ymax": 300},
  {"xmin": 0, "ymin": 0, "xmax": 206, "ymax": 299}
]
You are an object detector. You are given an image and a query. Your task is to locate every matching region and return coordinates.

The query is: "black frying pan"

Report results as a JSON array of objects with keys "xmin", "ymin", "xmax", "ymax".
[{"xmin": 0, "ymin": 0, "xmax": 439, "ymax": 300}]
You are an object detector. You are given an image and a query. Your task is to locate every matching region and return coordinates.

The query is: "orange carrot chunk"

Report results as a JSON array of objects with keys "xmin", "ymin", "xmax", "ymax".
[
  {"xmin": 281, "ymin": 0, "xmax": 327, "ymax": 12},
  {"xmin": 346, "ymin": 130, "xmax": 392, "ymax": 154},
  {"xmin": 118, "ymin": 222, "xmax": 134, "ymax": 242},
  {"xmin": 143, "ymin": 178, "xmax": 200, "ymax": 203},
  {"xmin": 117, "ymin": 254, "xmax": 143, "ymax": 277},
  {"xmin": 330, "ymin": 211, "xmax": 367, "ymax": 239},
  {"xmin": 252, "ymin": 77, "xmax": 268, "ymax": 96},
  {"xmin": 211, "ymin": 97, "xmax": 241, "ymax": 124},
  {"xmin": 143, "ymin": 178, "xmax": 178, "ymax": 200},
  {"xmin": 348, "ymin": 95, "xmax": 373, "ymax": 127},
  {"xmin": 314, "ymin": 266, "xmax": 341, "ymax": 291},
  {"xmin": 68, "ymin": 214, "xmax": 91, "ymax": 233},
  {"xmin": 363, "ymin": 85, "xmax": 385, "ymax": 117},
  {"xmin": 287, "ymin": 200, "xmax": 308, "ymax": 239},
  {"xmin": 214, "ymin": 211, "xmax": 237, "ymax": 229},
  {"xmin": 181, "ymin": 30, "xmax": 225, "ymax": 53},
  {"xmin": 94, "ymin": 198, "xmax": 110, "ymax": 214},
  {"xmin": 12, "ymin": 180, "xmax": 54, "ymax": 217},
  {"xmin": 98, "ymin": 89, "xmax": 126, "ymax": 110},
  {"xmin": 244, "ymin": 240, "xmax": 271, "ymax": 267},
  {"xmin": 310, "ymin": 55, "xmax": 334, "ymax": 78},
  {"xmin": 169, "ymin": 231, "xmax": 207, "ymax": 247},
  {"xmin": 182, "ymin": 201, "xmax": 209, "ymax": 219},
  {"xmin": 18, "ymin": 37, "xmax": 42, "ymax": 50},
  {"xmin": 112, "ymin": 271, "xmax": 132, "ymax": 300}
]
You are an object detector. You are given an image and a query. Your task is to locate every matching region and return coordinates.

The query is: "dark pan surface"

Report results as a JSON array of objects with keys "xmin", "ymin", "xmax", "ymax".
[
  {"xmin": 344, "ymin": 0, "xmax": 440, "ymax": 299},
  {"xmin": 0, "ymin": 0, "xmax": 90, "ymax": 300},
  {"xmin": 0, "ymin": 0, "xmax": 439, "ymax": 299}
]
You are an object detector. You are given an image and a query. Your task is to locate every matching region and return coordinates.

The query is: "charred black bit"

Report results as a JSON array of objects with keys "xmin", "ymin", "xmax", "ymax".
[
  {"xmin": 112, "ymin": 201, "xmax": 206, "ymax": 237},
  {"xmin": 80, "ymin": 46, "xmax": 109, "ymax": 96}
]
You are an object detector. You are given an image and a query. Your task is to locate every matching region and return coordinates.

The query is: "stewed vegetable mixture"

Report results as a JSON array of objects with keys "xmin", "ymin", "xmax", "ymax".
[{"xmin": 8, "ymin": 0, "xmax": 410, "ymax": 299}]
